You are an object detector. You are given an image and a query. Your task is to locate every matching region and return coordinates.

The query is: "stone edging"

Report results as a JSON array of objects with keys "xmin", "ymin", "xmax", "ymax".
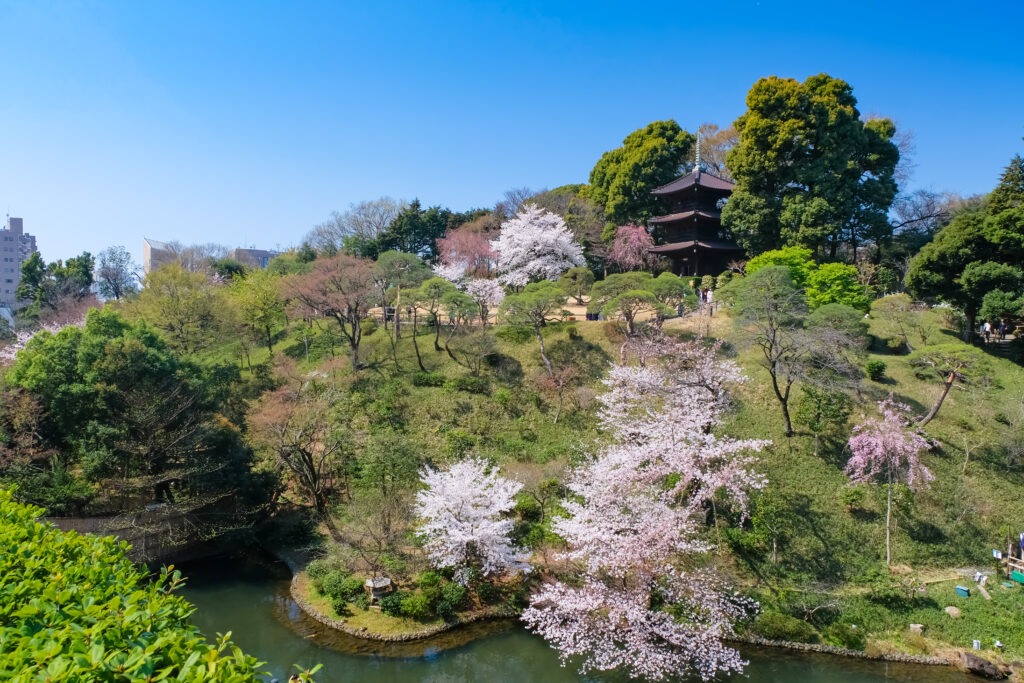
[
  {"xmin": 730, "ymin": 634, "xmax": 950, "ymax": 666},
  {"xmin": 272, "ymin": 548, "xmax": 972, "ymax": 667},
  {"xmin": 288, "ymin": 571, "xmax": 517, "ymax": 643}
]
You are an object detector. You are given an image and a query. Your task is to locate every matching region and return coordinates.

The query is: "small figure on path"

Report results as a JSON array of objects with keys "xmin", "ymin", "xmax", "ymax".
[{"xmin": 999, "ymin": 318, "xmax": 1007, "ymax": 341}]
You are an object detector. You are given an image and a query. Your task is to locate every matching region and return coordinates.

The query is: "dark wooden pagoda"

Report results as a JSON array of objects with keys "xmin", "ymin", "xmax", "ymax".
[{"xmin": 647, "ymin": 153, "xmax": 743, "ymax": 276}]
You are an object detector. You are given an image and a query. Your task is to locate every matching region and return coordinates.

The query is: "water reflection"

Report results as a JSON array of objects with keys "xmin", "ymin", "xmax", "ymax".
[{"xmin": 179, "ymin": 555, "xmax": 976, "ymax": 683}]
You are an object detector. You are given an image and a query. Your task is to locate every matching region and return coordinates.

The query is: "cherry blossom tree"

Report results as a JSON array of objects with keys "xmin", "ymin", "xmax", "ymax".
[
  {"xmin": 463, "ymin": 278, "xmax": 505, "ymax": 326},
  {"xmin": 608, "ymin": 223, "xmax": 657, "ymax": 271},
  {"xmin": 0, "ymin": 315, "xmax": 88, "ymax": 366},
  {"xmin": 414, "ymin": 457, "xmax": 531, "ymax": 584},
  {"xmin": 845, "ymin": 394, "xmax": 933, "ymax": 565},
  {"xmin": 522, "ymin": 332, "xmax": 768, "ymax": 681},
  {"xmin": 492, "ymin": 203, "xmax": 584, "ymax": 289},
  {"xmin": 435, "ymin": 220, "xmax": 498, "ymax": 279}
]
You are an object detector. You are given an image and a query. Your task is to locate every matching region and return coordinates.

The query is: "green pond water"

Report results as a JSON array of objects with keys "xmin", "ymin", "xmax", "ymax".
[{"xmin": 179, "ymin": 556, "xmax": 977, "ymax": 683}]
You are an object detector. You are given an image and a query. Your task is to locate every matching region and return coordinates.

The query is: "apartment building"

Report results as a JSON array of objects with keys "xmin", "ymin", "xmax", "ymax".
[{"xmin": 0, "ymin": 217, "xmax": 37, "ymax": 310}]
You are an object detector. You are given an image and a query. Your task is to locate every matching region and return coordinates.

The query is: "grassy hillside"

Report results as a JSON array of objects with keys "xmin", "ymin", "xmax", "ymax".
[{"xmin": 138, "ymin": 295, "xmax": 1024, "ymax": 658}]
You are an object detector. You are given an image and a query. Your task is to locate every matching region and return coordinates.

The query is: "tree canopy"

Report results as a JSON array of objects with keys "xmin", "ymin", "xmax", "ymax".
[
  {"xmin": 587, "ymin": 120, "xmax": 694, "ymax": 226},
  {"xmin": 722, "ymin": 74, "xmax": 899, "ymax": 259}
]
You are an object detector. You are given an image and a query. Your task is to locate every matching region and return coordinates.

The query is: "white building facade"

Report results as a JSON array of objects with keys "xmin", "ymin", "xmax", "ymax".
[{"xmin": 0, "ymin": 217, "xmax": 37, "ymax": 310}]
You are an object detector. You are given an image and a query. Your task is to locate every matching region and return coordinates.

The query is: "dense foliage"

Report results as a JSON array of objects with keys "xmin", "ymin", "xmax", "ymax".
[{"xmin": 0, "ymin": 488, "xmax": 285, "ymax": 682}]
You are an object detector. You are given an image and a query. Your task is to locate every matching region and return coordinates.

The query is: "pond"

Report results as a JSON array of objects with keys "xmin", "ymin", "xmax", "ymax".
[{"xmin": 179, "ymin": 555, "xmax": 978, "ymax": 683}]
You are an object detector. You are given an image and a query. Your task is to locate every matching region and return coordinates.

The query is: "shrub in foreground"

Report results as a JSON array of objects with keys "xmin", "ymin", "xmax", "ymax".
[{"xmin": 0, "ymin": 488, "xmax": 302, "ymax": 681}]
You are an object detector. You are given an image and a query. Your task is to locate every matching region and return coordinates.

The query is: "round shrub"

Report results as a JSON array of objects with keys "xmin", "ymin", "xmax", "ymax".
[
  {"xmin": 380, "ymin": 590, "xmax": 410, "ymax": 617},
  {"xmin": 401, "ymin": 593, "xmax": 433, "ymax": 621},
  {"xmin": 865, "ymin": 360, "xmax": 887, "ymax": 381},
  {"xmin": 360, "ymin": 317, "xmax": 378, "ymax": 336},
  {"xmin": 435, "ymin": 582, "xmax": 467, "ymax": 620}
]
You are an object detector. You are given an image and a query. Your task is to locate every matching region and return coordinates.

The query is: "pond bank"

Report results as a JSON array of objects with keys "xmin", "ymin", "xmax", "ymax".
[{"xmin": 274, "ymin": 546, "xmax": 1016, "ymax": 679}]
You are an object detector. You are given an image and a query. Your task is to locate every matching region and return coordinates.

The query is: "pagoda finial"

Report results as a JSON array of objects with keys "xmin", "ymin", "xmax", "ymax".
[{"xmin": 694, "ymin": 132, "xmax": 702, "ymax": 175}]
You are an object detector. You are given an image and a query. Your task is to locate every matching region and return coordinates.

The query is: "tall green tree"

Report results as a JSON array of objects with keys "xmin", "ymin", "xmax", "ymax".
[
  {"xmin": 587, "ymin": 120, "xmax": 694, "ymax": 226},
  {"xmin": 723, "ymin": 74, "xmax": 899, "ymax": 259},
  {"xmin": 907, "ymin": 153, "xmax": 1024, "ymax": 337},
  {"xmin": 4, "ymin": 309, "xmax": 263, "ymax": 537}
]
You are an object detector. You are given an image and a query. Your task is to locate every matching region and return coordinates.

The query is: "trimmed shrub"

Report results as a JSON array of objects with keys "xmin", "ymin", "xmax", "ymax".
[
  {"xmin": 380, "ymin": 590, "xmax": 410, "ymax": 617},
  {"xmin": 447, "ymin": 375, "xmax": 490, "ymax": 394},
  {"xmin": 360, "ymin": 317, "xmax": 378, "ymax": 336},
  {"xmin": 865, "ymin": 360, "xmax": 887, "ymax": 381},
  {"xmin": 400, "ymin": 593, "xmax": 433, "ymax": 621},
  {"xmin": 412, "ymin": 371, "xmax": 446, "ymax": 387},
  {"xmin": 435, "ymin": 582, "xmax": 467, "ymax": 620},
  {"xmin": 495, "ymin": 325, "xmax": 534, "ymax": 344}
]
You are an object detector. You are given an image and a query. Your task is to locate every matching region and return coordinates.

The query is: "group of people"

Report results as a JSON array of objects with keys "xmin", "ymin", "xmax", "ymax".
[{"xmin": 980, "ymin": 318, "xmax": 1010, "ymax": 343}]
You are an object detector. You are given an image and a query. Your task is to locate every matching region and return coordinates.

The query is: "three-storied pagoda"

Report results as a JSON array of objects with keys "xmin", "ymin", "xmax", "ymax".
[{"xmin": 647, "ymin": 142, "xmax": 744, "ymax": 276}]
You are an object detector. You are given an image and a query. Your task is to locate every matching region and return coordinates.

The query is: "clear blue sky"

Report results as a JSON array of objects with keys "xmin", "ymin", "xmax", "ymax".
[{"xmin": 1, "ymin": 0, "xmax": 1022, "ymax": 265}]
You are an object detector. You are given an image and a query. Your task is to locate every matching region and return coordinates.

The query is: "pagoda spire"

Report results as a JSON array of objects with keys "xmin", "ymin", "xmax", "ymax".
[{"xmin": 693, "ymin": 131, "xmax": 702, "ymax": 176}]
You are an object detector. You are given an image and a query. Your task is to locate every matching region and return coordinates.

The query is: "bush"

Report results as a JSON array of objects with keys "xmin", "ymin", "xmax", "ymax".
[
  {"xmin": 400, "ymin": 592, "xmax": 434, "ymax": 621},
  {"xmin": 306, "ymin": 558, "xmax": 333, "ymax": 580},
  {"xmin": 495, "ymin": 325, "xmax": 534, "ymax": 344},
  {"xmin": 412, "ymin": 371, "xmax": 446, "ymax": 387},
  {"xmin": 753, "ymin": 612, "xmax": 820, "ymax": 643},
  {"xmin": 417, "ymin": 571, "xmax": 443, "ymax": 591},
  {"xmin": 360, "ymin": 317, "xmax": 378, "ymax": 336},
  {"xmin": 436, "ymin": 581, "xmax": 467, "ymax": 620},
  {"xmin": 865, "ymin": 360, "xmax": 887, "ymax": 381},
  {"xmin": 317, "ymin": 571, "xmax": 363, "ymax": 604},
  {"xmin": 0, "ymin": 490, "xmax": 267, "ymax": 680},
  {"xmin": 447, "ymin": 375, "xmax": 490, "ymax": 394},
  {"xmin": 839, "ymin": 486, "xmax": 866, "ymax": 511},
  {"xmin": 380, "ymin": 590, "xmax": 410, "ymax": 617}
]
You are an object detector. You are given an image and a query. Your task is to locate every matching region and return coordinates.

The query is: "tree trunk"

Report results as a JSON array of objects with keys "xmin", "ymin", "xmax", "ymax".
[
  {"xmin": 885, "ymin": 472, "xmax": 893, "ymax": 566},
  {"xmin": 535, "ymin": 325, "xmax": 554, "ymax": 378},
  {"xmin": 768, "ymin": 364, "xmax": 795, "ymax": 436},
  {"xmin": 394, "ymin": 285, "xmax": 402, "ymax": 340},
  {"xmin": 917, "ymin": 371, "xmax": 955, "ymax": 426},
  {"xmin": 411, "ymin": 310, "xmax": 426, "ymax": 372}
]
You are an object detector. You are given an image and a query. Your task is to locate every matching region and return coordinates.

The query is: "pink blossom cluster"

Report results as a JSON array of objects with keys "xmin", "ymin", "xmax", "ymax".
[
  {"xmin": 608, "ymin": 223, "xmax": 656, "ymax": 271},
  {"xmin": 522, "ymin": 333, "xmax": 768, "ymax": 681},
  {"xmin": 414, "ymin": 457, "xmax": 531, "ymax": 584},
  {"xmin": 845, "ymin": 394, "xmax": 933, "ymax": 490}
]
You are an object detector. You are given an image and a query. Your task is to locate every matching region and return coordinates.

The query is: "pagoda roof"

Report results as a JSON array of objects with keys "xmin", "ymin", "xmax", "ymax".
[
  {"xmin": 648, "ymin": 239, "xmax": 744, "ymax": 254},
  {"xmin": 649, "ymin": 209, "xmax": 719, "ymax": 224},
  {"xmin": 652, "ymin": 169, "xmax": 734, "ymax": 195}
]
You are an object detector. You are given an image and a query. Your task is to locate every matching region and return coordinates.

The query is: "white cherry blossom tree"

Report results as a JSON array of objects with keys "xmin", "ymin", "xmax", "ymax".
[
  {"xmin": 522, "ymin": 333, "xmax": 768, "ymax": 681},
  {"xmin": 414, "ymin": 457, "xmax": 530, "ymax": 584},
  {"xmin": 463, "ymin": 278, "xmax": 505, "ymax": 326},
  {"xmin": 491, "ymin": 203, "xmax": 584, "ymax": 288}
]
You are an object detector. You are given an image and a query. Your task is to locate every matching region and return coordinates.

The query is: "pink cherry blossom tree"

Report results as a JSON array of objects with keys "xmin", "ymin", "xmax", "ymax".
[
  {"xmin": 414, "ymin": 457, "xmax": 531, "ymax": 584},
  {"xmin": 845, "ymin": 394, "xmax": 933, "ymax": 565},
  {"xmin": 491, "ymin": 203, "xmax": 585, "ymax": 289},
  {"xmin": 608, "ymin": 223, "xmax": 657, "ymax": 271},
  {"xmin": 435, "ymin": 222, "xmax": 497, "ymax": 279},
  {"xmin": 522, "ymin": 332, "xmax": 768, "ymax": 681}
]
